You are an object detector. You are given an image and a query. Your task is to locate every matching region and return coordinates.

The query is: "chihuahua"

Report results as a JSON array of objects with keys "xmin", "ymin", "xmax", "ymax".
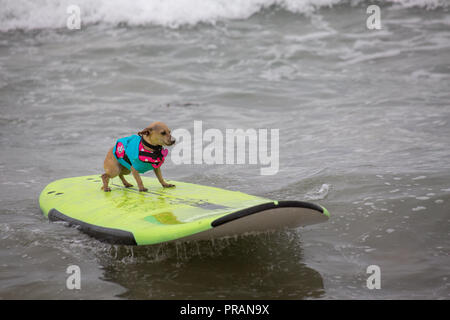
[{"xmin": 101, "ymin": 121, "xmax": 176, "ymax": 192}]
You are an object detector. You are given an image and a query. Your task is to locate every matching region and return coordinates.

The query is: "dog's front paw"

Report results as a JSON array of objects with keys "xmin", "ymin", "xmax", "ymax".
[
  {"xmin": 139, "ymin": 187, "xmax": 148, "ymax": 192},
  {"xmin": 162, "ymin": 183, "xmax": 175, "ymax": 188}
]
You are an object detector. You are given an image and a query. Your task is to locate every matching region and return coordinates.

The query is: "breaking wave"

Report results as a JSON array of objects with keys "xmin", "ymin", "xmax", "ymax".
[{"xmin": 0, "ymin": 0, "xmax": 447, "ymax": 31}]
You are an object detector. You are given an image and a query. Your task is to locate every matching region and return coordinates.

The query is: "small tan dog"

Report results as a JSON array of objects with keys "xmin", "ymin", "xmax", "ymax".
[{"xmin": 101, "ymin": 121, "xmax": 176, "ymax": 192}]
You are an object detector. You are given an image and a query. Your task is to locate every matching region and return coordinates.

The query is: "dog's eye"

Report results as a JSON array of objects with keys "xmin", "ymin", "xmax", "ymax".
[{"xmin": 161, "ymin": 131, "xmax": 166, "ymax": 135}]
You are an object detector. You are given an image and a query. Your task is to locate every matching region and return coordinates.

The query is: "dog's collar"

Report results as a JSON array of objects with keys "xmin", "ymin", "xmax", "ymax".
[{"xmin": 141, "ymin": 138, "xmax": 162, "ymax": 151}]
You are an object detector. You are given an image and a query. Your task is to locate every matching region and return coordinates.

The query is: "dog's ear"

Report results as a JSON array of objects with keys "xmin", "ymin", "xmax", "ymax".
[{"xmin": 138, "ymin": 127, "xmax": 152, "ymax": 137}]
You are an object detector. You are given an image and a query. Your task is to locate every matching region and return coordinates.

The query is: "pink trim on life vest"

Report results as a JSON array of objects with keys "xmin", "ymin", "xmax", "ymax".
[
  {"xmin": 115, "ymin": 142, "xmax": 125, "ymax": 158},
  {"xmin": 137, "ymin": 141, "xmax": 168, "ymax": 169}
]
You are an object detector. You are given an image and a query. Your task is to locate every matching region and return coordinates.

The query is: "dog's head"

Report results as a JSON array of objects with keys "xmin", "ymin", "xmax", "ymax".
[{"xmin": 138, "ymin": 121, "xmax": 176, "ymax": 147}]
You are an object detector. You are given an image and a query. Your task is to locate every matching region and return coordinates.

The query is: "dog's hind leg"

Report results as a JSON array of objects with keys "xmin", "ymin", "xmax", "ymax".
[
  {"xmin": 119, "ymin": 167, "xmax": 133, "ymax": 188},
  {"xmin": 102, "ymin": 147, "xmax": 120, "ymax": 192},
  {"xmin": 119, "ymin": 175, "xmax": 133, "ymax": 188},
  {"xmin": 101, "ymin": 173, "xmax": 112, "ymax": 192}
]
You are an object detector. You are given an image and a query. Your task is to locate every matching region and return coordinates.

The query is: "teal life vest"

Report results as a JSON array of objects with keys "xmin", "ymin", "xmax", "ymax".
[{"xmin": 113, "ymin": 134, "xmax": 168, "ymax": 173}]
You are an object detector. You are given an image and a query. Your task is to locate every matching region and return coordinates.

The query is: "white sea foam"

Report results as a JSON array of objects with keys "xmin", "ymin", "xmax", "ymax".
[
  {"xmin": 304, "ymin": 183, "xmax": 330, "ymax": 200},
  {"xmin": 0, "ymin": 0, "xmax": 447, "ymax": 31}
]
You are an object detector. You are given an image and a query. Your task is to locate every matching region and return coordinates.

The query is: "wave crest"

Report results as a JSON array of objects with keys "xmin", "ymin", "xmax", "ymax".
[{"xmin": 0, "ymin": 0, "xmax": 447, "ymax": 31}]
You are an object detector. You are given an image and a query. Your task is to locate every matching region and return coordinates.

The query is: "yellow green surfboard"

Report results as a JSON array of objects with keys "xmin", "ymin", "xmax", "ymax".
[{"xmin": 39, "ymin": 175, "xmax": 330, "ymax": 245}]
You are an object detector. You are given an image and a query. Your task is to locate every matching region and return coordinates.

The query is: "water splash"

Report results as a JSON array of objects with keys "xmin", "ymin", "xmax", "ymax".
[{"xmin": 304, "ymin": 183, "xmax": 330, "ymax": 200}]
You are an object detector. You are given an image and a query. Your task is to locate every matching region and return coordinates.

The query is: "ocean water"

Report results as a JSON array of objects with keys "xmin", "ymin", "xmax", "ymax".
[{"xmin": 1, "ymin": 0, "xmax": 449, "ymax": 299}]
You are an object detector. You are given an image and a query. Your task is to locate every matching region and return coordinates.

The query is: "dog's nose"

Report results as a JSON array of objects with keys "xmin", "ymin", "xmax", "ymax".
[{"xmin": 170, "ymin": 138, "xmax": 176, "ymax": 144}]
